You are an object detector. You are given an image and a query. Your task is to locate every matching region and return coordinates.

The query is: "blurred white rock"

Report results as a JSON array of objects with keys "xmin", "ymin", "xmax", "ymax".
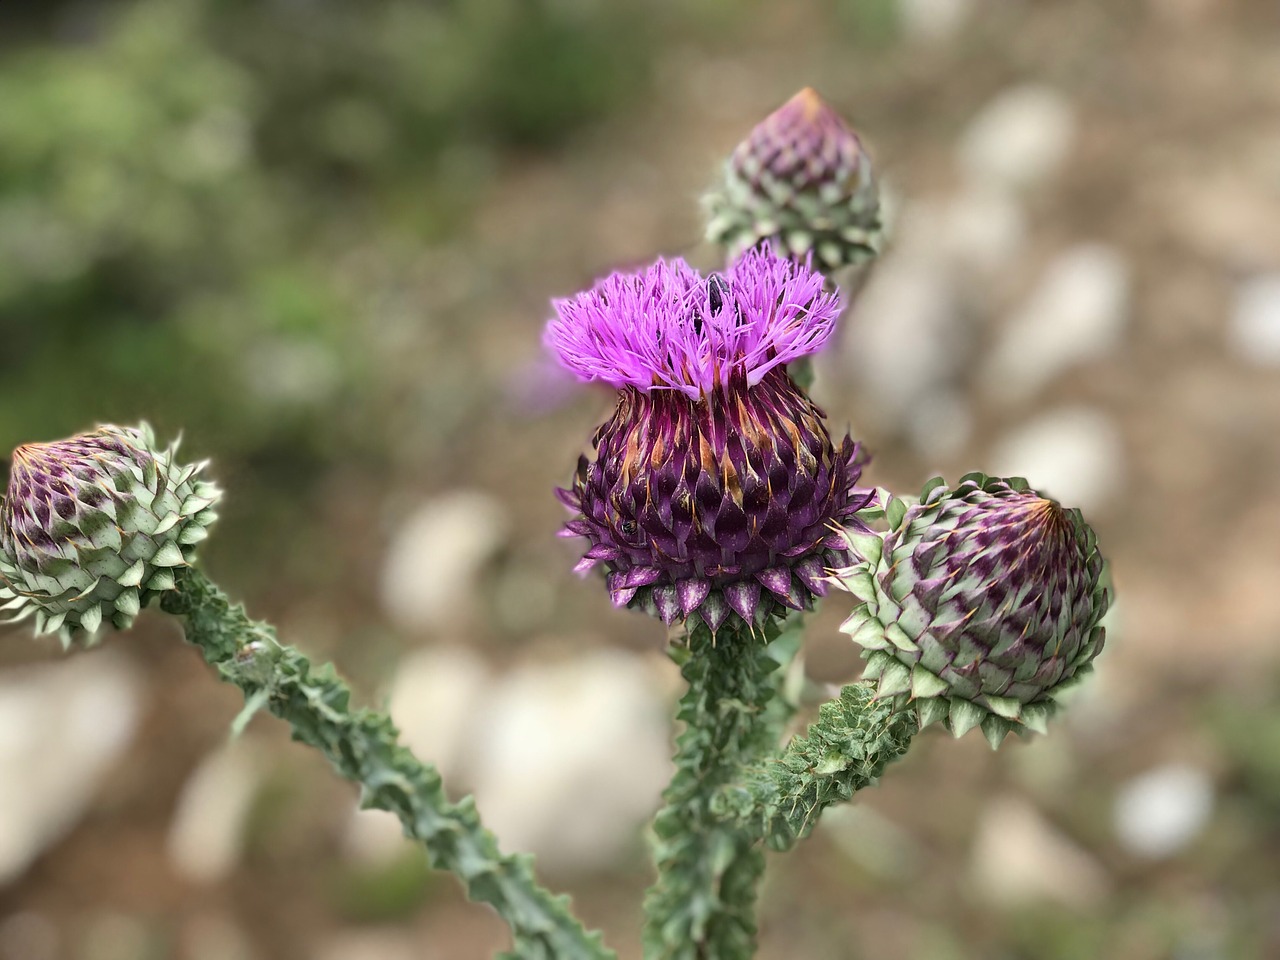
[
  {"xmin": 344, "ymin": 648, "xmax": 671, "ymax": 874},
  {"xmin": 313, "ymin": 930, "xmax": 420, "ymax": 960},
  {"xmin": 0, "ymin": 652, "xmax": 141, "ymax": 884},
  {"xmin": 986, "ymin": 245, "xmax": 1130, "ymax": 402},
  {"xmin": 470, "ymin": 650, "xmax": 673, "ymax": 873},
  {"xmin": 1113, "ymin": 764, "xmax": 1214, "ymax": 859},
  {"xmin": 381, "ymin": 490, "xmax": 510, "ymax": 635},
  {"xmin": 939, "ymin": 183, "xmax": 1028, "ymax": 278},
  {"xmin": 167, "ymin": 740, "xmax": 265, "ymax": 883},
  {"xmin": 1229, "ymin": 274, "xmax": 1280, "ymax": 367},
  {"xmin": 842, "ymin": 208, "xmax": 965, "ymax": 429},
  {"xmin": 958, "ymin": 85, "xmax": 1076, "ymax": 192},
  {"xmin": 898, "ymin": 0, "xmax": 972, "ymax": 45},
  {"xmin": 345, "ymin": 646, "xmax": 492, "ymax": 863},
  {"xmin": 392, "ymin": 646, "xmax": 490, "ymax": 781},
  {"xmin": 971, "ymin": 795, "xmax": 1112, "ymax": 909},
  {"xmin": 989, "ymin": 407, "xmax": 1125, "ymax": 513}
]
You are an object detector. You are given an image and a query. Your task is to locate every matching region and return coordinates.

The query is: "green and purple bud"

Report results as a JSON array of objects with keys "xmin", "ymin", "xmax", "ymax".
[
  {"xmin": 547, "ymin": 246, "xmax": 875, "ymax": 633},
  {"xmin": 832, "ymin": 474, "xmax": 1110, "ymax": 747},
  {"xmin": 0, "ymin": 424, "xmax": 220, "ymax": 644},
  {"xmin": 704, "ymin": 87, "xmax": 881, "ymax": 275}
]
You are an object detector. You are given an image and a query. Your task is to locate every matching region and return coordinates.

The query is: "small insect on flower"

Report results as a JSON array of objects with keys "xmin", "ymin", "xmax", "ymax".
[
  {"xmin": 547, "ymin": 245, "xmax": 875, "ymax": 634},
  {"xmin": 0, "ymin": 423, "xmax": 220, "ymax": 645}
]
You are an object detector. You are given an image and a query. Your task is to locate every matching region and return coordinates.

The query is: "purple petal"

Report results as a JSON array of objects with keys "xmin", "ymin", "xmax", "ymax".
[
  {"xmin": 653, "ymin": 585, "xmax": 681, "ymax": 625},
  {"xmin": 610, "ymin": 585, "xmax": 638, "ymax": 607},
  {"xmin": 723, "ymin": 581, "xmax": 761, "ymax": 624},
  {"xmin": 621, "ymin": 566, "xmax": 663, "ymax": 589},
  {"xmin": 700, "ymin": 593, "xmax": 730, "ymax": 634},
  {"xmin": 794, "ymin": 555, "xmax": 827, "ymax": 594},
  {"xmin": 676, "ymin": 578, "xmax": 711, "ymax": 617},
  {"xmin": 754, "ymin": 566, "xmax": 793, "ymax": 600}
]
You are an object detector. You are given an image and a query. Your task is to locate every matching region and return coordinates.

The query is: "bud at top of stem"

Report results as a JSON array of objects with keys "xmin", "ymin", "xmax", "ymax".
[
  {"xmin": 0, "ymin": 423, "xmax": 221, "ymax": 644},
  {"xmin": 704, "ymin": 87, "xmax": 882, "ymax": 275}
]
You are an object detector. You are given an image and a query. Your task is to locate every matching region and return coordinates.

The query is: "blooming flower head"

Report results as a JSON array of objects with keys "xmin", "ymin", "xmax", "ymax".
[
  {"xmin": 547, "ymin": 246, "xmax": 840, "ymax": 399},
  {"xmin": 547, "ymin": 246, "xmax": 873, "ymax": 632},
  {"xmin": 0, "ymin": 424, "xmax": 220, "ymax": 643},
  {"xmin": 704, "ymin": 87, "xmax": 881, "ymax": 274}
]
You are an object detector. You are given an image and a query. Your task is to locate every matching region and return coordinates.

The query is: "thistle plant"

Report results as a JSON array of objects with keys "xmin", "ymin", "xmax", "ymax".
[{"xmin": 2, "ymin": 88, "xmax": 1112, "ymax": 960}]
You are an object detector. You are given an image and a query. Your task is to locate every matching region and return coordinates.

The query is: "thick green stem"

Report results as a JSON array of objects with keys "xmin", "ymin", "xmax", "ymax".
[
  {"xmin": 716, "ymin": 682, "xmax": 917, "ymax": 852},
  {"xmin": 641, "ymin": 620, "xmax": 787, "ymax": 960},
  {"xmin": 160, "ymin": 567, "xmax": 613, "ymax": 960}
]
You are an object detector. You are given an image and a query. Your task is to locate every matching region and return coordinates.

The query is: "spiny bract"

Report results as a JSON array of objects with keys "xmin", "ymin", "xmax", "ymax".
[
  {"xmin": 832, "ymin": 474, "xmax": 1110, "ymax": 748},
  {"xmin": 0, "ymin": 423, "xmax": 220, "ymax": 645}
]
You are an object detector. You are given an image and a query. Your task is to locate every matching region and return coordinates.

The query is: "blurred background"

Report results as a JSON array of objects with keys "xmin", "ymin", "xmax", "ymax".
[{"xmin": 2, "ymin": 0, "xmax": 1279, "ymax": 957}]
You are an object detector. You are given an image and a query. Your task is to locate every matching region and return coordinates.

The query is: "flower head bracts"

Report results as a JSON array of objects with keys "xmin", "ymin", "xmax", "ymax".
[
  {"xmin": 0, "ymin": 423, "xmax": 220, "ymax": 643},
  {"xmin": 545, "ymin": 246, "xmax": 841, "ymax": 401},
  {"xmin": 731, "ymin": 87, "xmax": 866, "ymax": 192},
  {"xmin": 704, "ymin": 88, "xmax": 882, "ymax": 274},
  {"xmin": 832, "ymin": 473, "xmax": 1110, "ymax": 747}
]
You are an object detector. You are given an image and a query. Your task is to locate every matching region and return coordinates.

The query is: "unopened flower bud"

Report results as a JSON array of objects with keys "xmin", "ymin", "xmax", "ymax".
[
  {"xmin": 832, "ymin": 474, "xmax": 1110, "ymax": 747},
  {"xmin": 0, "ymin": 424, "xmax": 220, "ymax": 643},
  {"xmin": 704, "ymin": 87, "xmax": 882, "ymax": 275}
]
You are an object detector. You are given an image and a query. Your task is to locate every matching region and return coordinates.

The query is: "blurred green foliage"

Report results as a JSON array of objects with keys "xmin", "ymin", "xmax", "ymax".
[{"xmin": 0, "ymin": 0, "xmax": 655, "ymax": 584}]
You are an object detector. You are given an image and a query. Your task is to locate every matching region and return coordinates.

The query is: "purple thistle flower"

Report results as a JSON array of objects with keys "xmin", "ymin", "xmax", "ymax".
[
  {"xmin": 546, "ymin": 246, "xmax": 841, "ymax": 400},
  {"xmin": 547, "ymin": 247, "xmax": 873, "ymax": 632}
]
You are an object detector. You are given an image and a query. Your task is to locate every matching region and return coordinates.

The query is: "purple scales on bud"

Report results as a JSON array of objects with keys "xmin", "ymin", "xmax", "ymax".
[
  {"xmin": 704, "ymin": 88, "xmax": 881, "ymax": 275},
  {"xmin": 547, "ymin": 246, "xmax": 875, "ymax": 632},
  {"xmin": 832, "ymin": 474, "xmax": 1111, "ymax": 748}
]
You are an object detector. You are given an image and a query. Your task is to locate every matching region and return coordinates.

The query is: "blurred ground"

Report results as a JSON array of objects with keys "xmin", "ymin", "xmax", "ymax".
[{"xmin": 2, "ymin": 0, "xmax": 1280, "ymax": 958}]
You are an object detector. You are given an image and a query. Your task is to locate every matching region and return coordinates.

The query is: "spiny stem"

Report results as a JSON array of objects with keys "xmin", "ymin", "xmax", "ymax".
[
  {"xmin": 641, "ymin": 620, "xmax": 787, "ymax": 960},
  {"xmin": 717, "ymin": 681, "xmax": 916, "ymax": 852},
  {"xmin": 160, "ymin": 567, "xmax": 614, "ymax": 960}
]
